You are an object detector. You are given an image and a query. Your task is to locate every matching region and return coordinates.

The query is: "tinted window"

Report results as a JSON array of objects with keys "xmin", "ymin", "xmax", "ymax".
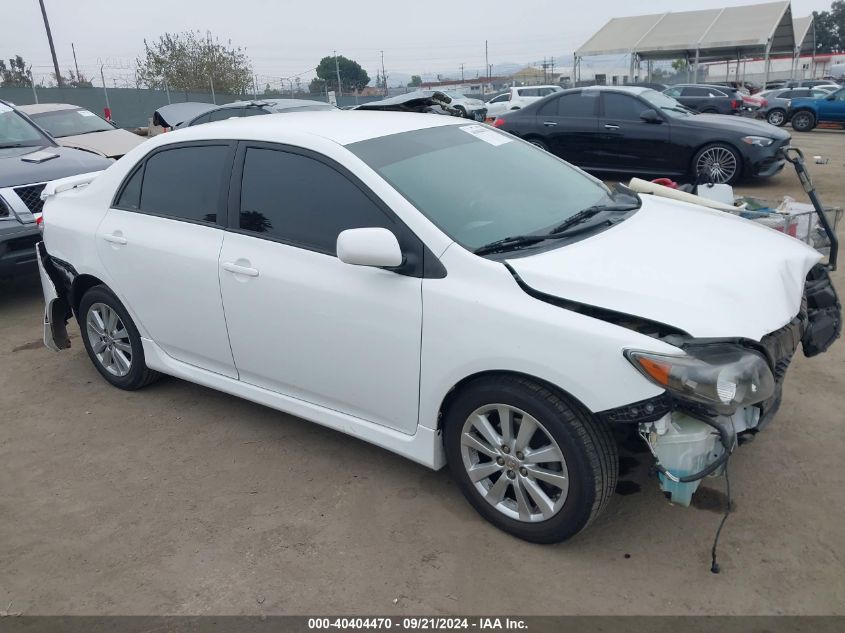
[
  {"xmin": 791, "ymin": 89, "xmax": 811, "ymax": 98},
  {"xmin": 681, "ymin": 87, "xmax": 710, "ymax": 97},
  {"xmin": 140, "ymin": 145, "xmax": 229, "ymax": 223},
  {"xmin": 489, "ymin": 94, "xmax": 508, "ymax": 103},
  {"xmin": 239, "ymin": 148, "xmax": 393, "ymax": 253},
  {"xmin": 209, "ymin": 107, "xmax": 241, "ymax": 122},
  {"xmin": 518, "ymin": 88, "xmax": 540, "ymax": 97},
  {"xmin": 555, "ymin": 92, "xmax": 599, "ymax": 117},
  {"xmin": 664, "ymin": 87, "xmax": 682, "ymax": 97},
  {"xmin": 538, "ymin": 87, "xmax": 556, "ymax": 96},
  {"xmin": 189, "ymin": 112, "xmax": 212, "ymax": 126},
  {"xmin": 241, "ymin": 107, "xmax": 268, "ymax": 117},
  {"xmin": 603, "ymin": 93, "xmax": 650, "ymax": 120},
  {"xmin": 116, "ymin": 166, "xmax": 143, "ymax": 210}
]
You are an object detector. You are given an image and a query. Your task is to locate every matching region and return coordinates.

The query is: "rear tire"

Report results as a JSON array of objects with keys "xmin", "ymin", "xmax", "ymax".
[
  {"xmin": 78, "ymin": 285, "xmax": 160, "ymax": 390},
  {"xmin": 443, "ymin": 375, "xmax": 618, "ymax": 543},
  {"xmin": 791, "ymin": 110, "xmax": 816, "ymax": 132},
  {"xmin": 766, "ymin": 108, "xmax": 786, "ymax": 126}
]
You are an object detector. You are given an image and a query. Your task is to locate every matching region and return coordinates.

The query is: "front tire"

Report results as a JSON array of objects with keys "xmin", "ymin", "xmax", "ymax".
[
  {"xmin": 78, "ymin": 285, "xmax": 160, "ymax": 390},
  {"xmin": 693, "ymin": 143, "xmax": 742, "ymax": 184},
  {"xmin": 443, "ymin": 376, "xmax": 618, "ymax": 543},
  {"xmin": 791, "ymin": 110, "xmax": 816, "ymax": 132},
  {"xmin": 766, "ymin": 108, "xmax": 786, "ymax": 126},
  {"xmin": 526, "ymin": 138, "xmax": 549, "ymax": 152}
]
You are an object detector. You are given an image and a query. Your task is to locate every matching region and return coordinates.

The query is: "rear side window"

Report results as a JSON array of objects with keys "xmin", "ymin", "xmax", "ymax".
[
  {"xmin": 555, "ymin": 92, "xmax": 599, "ymax": 117},
  {"xmin": 603, "ymin": 93, "xmax": 650, "ymax": 120},
  {"xmin": 188, "ymin": 112, "xmax": 212, "ymax": 126},
  {"xmin": 792, "ymin": 89, "xmax": 810, "ymax": 98},
  {"xmin": 115, "ymin": 166, "xmax": 143, "ymax": 210},
  {"xmin": 209, "ymin": 108, "xmax": 241, "ymax": 122},
  {"xmin": 519, "ymin": 88, "xmax": 540, "ymax": 97},
  {"xmin": 681, "ymin": 87, "xmax": 709, "ymax": 97},
  {"xmin": 139, "ymin": 145, "xmax": 229, "ymax": 223},
  {"xmin": 238, "ymin": 147, "xmax": 394, "ymax": 254}
]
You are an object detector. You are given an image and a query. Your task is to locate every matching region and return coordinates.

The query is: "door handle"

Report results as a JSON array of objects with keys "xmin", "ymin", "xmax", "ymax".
[
  {"xmin": 542, "ymin": 121, "xmax": 557, "ymax": 127},
  {"xmin": 604, "ymin": 124, "xmax": 620, "ymax": 130},
  {"xmin": 222, "ymin": 262, "xmax": 259, "ymax": 277},
  {"xmin": 103, "ymin": 233, "xmax": 127, "ymax": 245}
]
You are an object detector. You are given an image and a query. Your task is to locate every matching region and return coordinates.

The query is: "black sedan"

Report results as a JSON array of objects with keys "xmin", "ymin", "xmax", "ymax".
[{"xmin": 492, "ymin": 86, "xmax": 790, "ymax": 184}]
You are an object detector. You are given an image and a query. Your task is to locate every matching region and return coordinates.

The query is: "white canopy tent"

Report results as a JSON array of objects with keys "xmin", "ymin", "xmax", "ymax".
[
  {"xmin": 573, "ymin": 1, "xmax": 796, "ymax": 87},
  {"xmin": 792, "ymin": 16, "xmax": 815, "ymax": 78}
]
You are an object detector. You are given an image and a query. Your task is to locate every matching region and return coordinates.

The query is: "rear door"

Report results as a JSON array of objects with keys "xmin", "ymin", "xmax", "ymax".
[
  {"xmin": 594, "ymin": 92, "xmax": 672, "ymax": 174},
  {"xmin": 97, "ymin": 141, "xmax": 238, "ymax": 377},
  {"xmin": 535, "ymin": 91, "xmax": 600, "ymax": 166}
]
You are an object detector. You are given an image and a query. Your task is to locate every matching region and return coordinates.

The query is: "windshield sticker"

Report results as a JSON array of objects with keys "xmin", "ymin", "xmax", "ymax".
[
  {"xmin": 0, "ymin": 103, "xmax": 12, "ymax": 114},
  {"xmin": 460, "ymin": 124, "xmax": 512, "ymax": 146},
  {"xmin": 77, "ymin": 110, "xmax": 96, "ymax": 117}
]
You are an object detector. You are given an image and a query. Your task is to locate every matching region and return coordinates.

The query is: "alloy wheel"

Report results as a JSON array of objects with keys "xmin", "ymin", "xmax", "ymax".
[
  {"xmin": 460, "ymin": 404, "xmax": 569, "ymax": 522},
  {"xmin": 86, "ymin": 302, "xmax": 133, "ymax": 377},
  {"xmin": 696, "ymin": 146, "xmax": 738, "ymax": 184},
  {"xmin": 767, "ymin": 110, "xmax": 785, "ymax": 126}
]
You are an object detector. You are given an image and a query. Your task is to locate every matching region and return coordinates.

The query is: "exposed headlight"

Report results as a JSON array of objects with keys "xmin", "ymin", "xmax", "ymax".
[
  {"xmin": 741, "ymin": 135, "xmax": 774, "ymax": 146},
  {"xmin": 625, "ymin": 344, "xmax": 775, "ymax": 414}
]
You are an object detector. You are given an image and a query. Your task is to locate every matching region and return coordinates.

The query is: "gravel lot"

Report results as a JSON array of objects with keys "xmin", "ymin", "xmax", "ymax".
[{"xmin": 1, "ymin": 129, "xmax": 844, "ymax": 616}]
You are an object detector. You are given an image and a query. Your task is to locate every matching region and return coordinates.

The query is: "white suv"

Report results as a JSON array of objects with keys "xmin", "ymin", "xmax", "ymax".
[
  {"xmin": 37, "ymin": 112, "xmax": 840, "ymax": 544},
  {"xmin": 485, "ymin": 85, "xmax": 563, "ymax": 118}
]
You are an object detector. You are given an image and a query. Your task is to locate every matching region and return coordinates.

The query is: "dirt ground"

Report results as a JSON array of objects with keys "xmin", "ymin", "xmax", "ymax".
[{"xmin": 1, "ymin": 129, "xmax": 844, "ymax": 616}]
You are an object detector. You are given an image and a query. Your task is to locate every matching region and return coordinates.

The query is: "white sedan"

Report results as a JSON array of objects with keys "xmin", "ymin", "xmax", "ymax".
[{"xmin": 37, "ymin": 112, "xmax": 838, "ymax": 543}]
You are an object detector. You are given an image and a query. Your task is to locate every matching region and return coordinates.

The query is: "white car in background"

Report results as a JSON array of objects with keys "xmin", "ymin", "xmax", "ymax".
[
  {"xmin": 485, "ymin": 85, "xmax": 564, "ymax": 118},
  {"xmin": 18, "ymin": 103, "xmax": 145, "ymax": 159},
  {"xmin": 420, "ymin": 90, "xmax": 486, "ymax": 119},
  {"xmin": 36, "ymin": 112, "xmax": 839, "ymax": 545}
]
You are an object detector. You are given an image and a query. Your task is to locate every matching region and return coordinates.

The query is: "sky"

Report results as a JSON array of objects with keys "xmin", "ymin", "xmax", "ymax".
[{"xmin": 3, "ymin": 0, "xmax": 835, "ymax": 87}]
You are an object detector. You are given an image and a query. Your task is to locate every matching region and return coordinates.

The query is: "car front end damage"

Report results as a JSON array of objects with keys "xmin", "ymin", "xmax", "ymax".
[{"xmin": 614, "ymin": 272, "xmax": 840, "ymax": 505}]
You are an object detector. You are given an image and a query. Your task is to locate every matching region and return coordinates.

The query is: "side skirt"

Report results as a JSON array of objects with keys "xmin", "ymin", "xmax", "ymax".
[{"xmin": 141, "ymin": 338, "xmax": 446, "ymax": 470}]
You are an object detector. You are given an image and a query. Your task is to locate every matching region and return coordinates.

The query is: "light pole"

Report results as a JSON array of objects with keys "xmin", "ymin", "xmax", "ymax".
[{"xmin": 38, "ymin": 0, "xmax": 63, "ymax": 87}]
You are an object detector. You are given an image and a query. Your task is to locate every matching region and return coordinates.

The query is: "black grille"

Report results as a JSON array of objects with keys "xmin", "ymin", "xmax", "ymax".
[{"xmin": 13, "ymin": 183, "xmax": 47, "ymax": 214}]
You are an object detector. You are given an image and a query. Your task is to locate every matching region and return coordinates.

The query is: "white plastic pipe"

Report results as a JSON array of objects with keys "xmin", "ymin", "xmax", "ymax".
[{"xmin": 628, "ymin": 177, "xmax": 742, "ymax": 212}]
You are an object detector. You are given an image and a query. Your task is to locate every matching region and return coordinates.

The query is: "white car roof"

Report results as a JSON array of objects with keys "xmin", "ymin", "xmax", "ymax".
[
  {"xmin": 17, "ymin": 103, "xmax": 85, "ymax": 114},
  {"xmin": 153, "ymin": 110, "xmax": 466, "ymax": 147}
]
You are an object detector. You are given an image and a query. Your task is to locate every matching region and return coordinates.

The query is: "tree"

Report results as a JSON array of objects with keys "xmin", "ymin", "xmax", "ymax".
[
  {"xmin": 671, "ymin": 59, "xmax": 689, "ymax": 73},
  {"xmin": 813, "ymin": 1, "xmax": 845, "ymax": 53},
  {"xmin": 308, "ymin": 77, "xmax": 327, "ymax": 95},
  {"xmin": 315, "ymin": 55, "xmax": 369, "ymax": 93},
  {"xmin": 408, "ymin": 75, "xmax": 422, "ymax": 87},
  {"xmin": 136, "ymin": 30, "xmax": 253, "ymax": 93},
  {"xmin": 0, "ymin": 55, "xmax": 30, "ymax": 87}
]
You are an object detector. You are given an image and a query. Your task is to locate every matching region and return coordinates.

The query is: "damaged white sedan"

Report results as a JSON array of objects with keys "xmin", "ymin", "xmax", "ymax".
[{"xmin": 36, "ymin": 112, "xmax": 841, "ymax": 545}]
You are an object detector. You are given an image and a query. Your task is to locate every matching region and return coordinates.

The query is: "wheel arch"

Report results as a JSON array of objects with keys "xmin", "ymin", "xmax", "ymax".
[
  {"xmin": 437, "ymin": 369, "xmax": 592, "ymax": 432},
  {"xmin": 71, "ymin": 273, "xmax": 109, "ymax": 317}
]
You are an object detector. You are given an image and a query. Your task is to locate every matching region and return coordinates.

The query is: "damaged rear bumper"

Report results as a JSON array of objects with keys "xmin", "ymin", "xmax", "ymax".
[{"xmin": 36, "ymin": 242, "xmax": 73, "ymax": 352}]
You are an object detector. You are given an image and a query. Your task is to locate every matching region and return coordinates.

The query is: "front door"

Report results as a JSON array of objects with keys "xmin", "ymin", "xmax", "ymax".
[
  {"xmin": 96, "ymin": 142, "xmax": 238, "ymax": 378},
  {"xmin": 594, "ymin": 92, "xmax": 673, "ymax": 174},
  {"xmin": 218, "ymin": 144, "xmax": 423, "ymax": 433},
  {"xmin": 817, "ymin": 88, "xmax": 845, "ymax": 123}
]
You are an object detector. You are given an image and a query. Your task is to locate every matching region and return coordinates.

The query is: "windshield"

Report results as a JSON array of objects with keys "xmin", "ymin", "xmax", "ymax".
[
  {"xmin": 0, "ymin": 104, "xmax": 50, "ymax": 147},
  {"xmin": 347, "ymin": 124, "xmax": 611, "ymax": 251},
  {"xmin": 29, "ymin": 108, "xmax": 113, "ymax": 138},
  {"xmin": 640, "ymin": 89, "xmax": 692, "ymax": 117}
]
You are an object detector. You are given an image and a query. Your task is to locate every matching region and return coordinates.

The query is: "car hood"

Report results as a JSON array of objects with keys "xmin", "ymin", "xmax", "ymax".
[
  {"xmin": 55, "ymin": 128, "xmax": 144, "ymax": 158},
  {"xmin": 678, "ymin": 113, "xmax": 791, "ymax": 138},
  {"xmin": 505, "ymin": 195, "xmax": 820, "ymax": 341},
  {"xmin": 0, "ymin": 144, "xmax": 112, "ymax": 188}
]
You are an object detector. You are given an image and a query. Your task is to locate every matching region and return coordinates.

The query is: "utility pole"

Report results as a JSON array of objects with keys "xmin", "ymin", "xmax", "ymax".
[
  {"xmin": 71, "ymin": 43, "xmax": 80, "ymax": 82},
  {"xmin": 460, "ymin": 63, "xmax": 464, "ymax": 82},
  {"xmin": 99, "ymin": 65, "xmax": 110, "ymax": 112},
  {"xmin": 484, "ymin": 40, "xmax": 489, "ymax": 97},
  {"xmin": 381, "ymin": 50, "xmax": 387, "ymax": 97},
  {"xmin": 334, "ymin": 50, "xmax": 343, "ymax": 97},
  {"xmin": 28, "ymin": 67, "xmax": 39, "ymax": 104},
  {"xmin": 38, "ymin": 0, "xmax": 63, "ymax": 87}
]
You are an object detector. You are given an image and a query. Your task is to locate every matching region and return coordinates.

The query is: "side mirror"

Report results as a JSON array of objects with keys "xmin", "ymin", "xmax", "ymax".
[
  {"xmin": 640, "ymin": 108, "xmax": 662, "ymax": 123},
  {"xmin": 826, "ymin": 94, "xmax": 836, "ymax": 101},
  {"xmin": 337, "ymin": 227, "xmax": 403, "ymax": 268}
]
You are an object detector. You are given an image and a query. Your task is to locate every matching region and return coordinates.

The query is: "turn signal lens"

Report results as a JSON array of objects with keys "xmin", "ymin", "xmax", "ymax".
[{"xmin": 635, "ymin": 356, "xmax": 671, "ymax": 385}]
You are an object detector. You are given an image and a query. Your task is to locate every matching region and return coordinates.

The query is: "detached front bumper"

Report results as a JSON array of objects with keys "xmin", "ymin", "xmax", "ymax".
[{"xmin": 36, "ymin": 242, "xmax": 73, "ymax": 352}]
